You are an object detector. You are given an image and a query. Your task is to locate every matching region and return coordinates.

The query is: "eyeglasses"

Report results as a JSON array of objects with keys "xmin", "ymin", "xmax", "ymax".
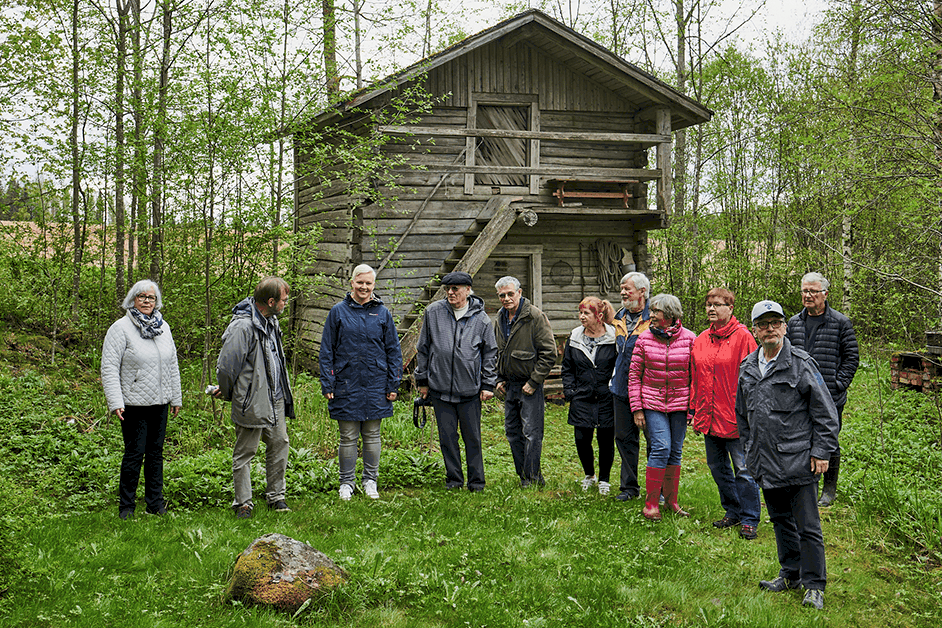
[
  {"xmin": 444, "ymin": 286, "xmax": 466, "ymax": 293},
  {"xmin": 754, "ymin": 319, "xmax": 784, "ymax": 330},
  {"xmin": 136, "ymin": 295, "xmax": 157, "ymax": 303},
  {"xmin": 497, "ymin": 291, "xmax": 517, "ymax": 299},
  {"xmin": 705, "ymin": 303, "xmax": 729, "ymax": 309},
  {"xmin": 801, "ymin": 289, "xmax": 825, "ymax": 296}
]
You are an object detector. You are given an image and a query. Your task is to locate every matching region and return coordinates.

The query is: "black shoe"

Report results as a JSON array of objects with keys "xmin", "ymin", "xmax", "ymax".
[
  {"xmin": 233, "ymin": 504, "xmax": 253, "ymax": 519},
  {"xmin": 145, "ymin": 504, "xmax": 167, "ymax": 515},
  {"xmin": 615, "ymin": 490, "xmax": 639, "ymax": 501},
  {"xmin": 713, "ymin": 516, "xmax": 741, "ymax": 529},
  {"xmin": 268, "ymin": 500, "xmax": 291, "ymax": 512},
  {"xmin": 802, "ymin": 589, "xmax": 824, "ymax": 610},
  {"xmin": 739, "ymin": 524, "xmax": 758, "ymax": 540},
  {"xmin": 119, "ymin": 508, "xmax": 134, "ymax": 520},
  {"xmin": 759, "ymin": 576, "xmax": 800, "ymax": 592}
]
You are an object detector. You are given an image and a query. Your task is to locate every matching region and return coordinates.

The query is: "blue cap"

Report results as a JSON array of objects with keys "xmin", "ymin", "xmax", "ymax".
[{"xmin": 751, "ymin": 300, "xmax": 785, "ymax": 322}]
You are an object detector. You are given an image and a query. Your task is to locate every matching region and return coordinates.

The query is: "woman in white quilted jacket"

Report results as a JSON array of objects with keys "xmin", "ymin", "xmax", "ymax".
[{"xmin": 101, "ymin": 280, "xmax": 182, "ymax": 520}]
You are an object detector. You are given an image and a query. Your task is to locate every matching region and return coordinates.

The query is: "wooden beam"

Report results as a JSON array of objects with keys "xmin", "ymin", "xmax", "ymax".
[
  {"xmin": 378, "ymin": 125, "xmax": 670, "ymax": 145},
  {"xmin": 394, "ymin": 163, "xmax": 661, "ymax": 180},
  {"xmin": 399, "ymin": 195, "xmax": 521, "ymax": 368},
  {"xmin": 656, "ymin": 108, "xmax": 672, "ymax": 216}
]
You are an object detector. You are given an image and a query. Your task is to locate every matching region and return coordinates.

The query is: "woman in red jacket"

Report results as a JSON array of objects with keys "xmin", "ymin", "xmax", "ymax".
[
  {"xmin": 629, "ymin": 293, "xmax": 696, "ymax": 521},
  {"xmin": 691, "ymin": 288, "xmax": 761, "ymax": 539}
]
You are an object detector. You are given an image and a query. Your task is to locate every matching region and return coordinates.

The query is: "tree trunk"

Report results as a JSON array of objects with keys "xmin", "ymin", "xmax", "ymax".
[
  {"xmin": 71, "ymin": 0, "xmax": 87, "ymax": 313},
  {"xmin": 114, "ymin": 0, "xmax": 130, "ymax": 301},
  {"xmin": 323, "ymin": 0, "xmax": 339, "ymax": 97},
  {"xmin": 150, "ymin": 0, "xmax": 172, "ymax": 282}
]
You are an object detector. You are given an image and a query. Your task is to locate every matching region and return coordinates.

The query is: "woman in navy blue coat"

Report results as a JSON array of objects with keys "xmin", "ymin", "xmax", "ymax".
[{"xmin": 320, "ymin": 264, "xmax": 402, "ymax": 500}]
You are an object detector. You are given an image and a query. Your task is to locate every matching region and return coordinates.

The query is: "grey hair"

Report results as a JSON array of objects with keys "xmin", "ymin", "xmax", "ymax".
[
  {"xmin": 649, "ymin": 293, "xmax": 683, "ymax": 322},
  {"xmin": 801, "ymin": 272, "xmax": 830, "ymax": 291},
  {"xmin": 122, "ymin": 280, "xmax": 163, "ymax": 310},
  {"xmin": 351, "ymin": 264, "xmax": 376, "ymax": 281},
  {"xmin": 495, "ymin": 276, "xmax": 521, "ymax": 291},
  {"xmin": 620, "ymin": 272, "xmax": 650, "ymax": 296}
]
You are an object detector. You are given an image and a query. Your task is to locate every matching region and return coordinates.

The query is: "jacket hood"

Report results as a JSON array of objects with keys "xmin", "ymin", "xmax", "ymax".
[
  {"xmin": 231, "ymin": 296, "xmax": 275, "ymax": 334},
  {"xmin": 569, "ymin": 324, "xmax": 617, "ymax": 346}
]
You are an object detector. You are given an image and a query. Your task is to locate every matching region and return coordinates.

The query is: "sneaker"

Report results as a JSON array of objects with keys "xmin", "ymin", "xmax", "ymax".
[
  {"xmin": 598, "ymin": 481, "xmax": 611, "ymax": 495},
  {"xmin": 615, "ymin": 490, "xmax": 639, "ymax": 501},
  {"xmin": 339, "ymin": 484, "xmax": 354, "ymax": 501},
  {"xmin": 581, "ymin": 475, "xmax": 598, "ymax": 491},
  {"xmin": 233, "ymin": 504, "xmax": 253, "ymax": 519},
  {"xmin": 363, "ymin": 480, "xmax": 380, "ymax": 499},
  {"xmin": 713, "ymin": 516, "xmax": 741, "ymax": 529},
  {"xmin": 268, "ymin": 499, "xmax": 291, "ymax": 512},
  {"xmin": 119, "ymin": 508, "xmax": 134, "ymax": 520},
  {"xmin": 759, "ymin": 576, "xmax": 800, "ymax": 592},
  {"xmin": 802, "ymin": 589, "xmax": 824, "ymax": 610},
  {"xmin": 739, "ymin": 524, "xmax": 758, "ymax": 540}
]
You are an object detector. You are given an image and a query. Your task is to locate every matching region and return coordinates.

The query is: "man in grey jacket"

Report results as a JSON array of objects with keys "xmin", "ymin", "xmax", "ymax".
[
  {"xmin": 415, "ymin": 271, "xmax": 498, "ymax": 492},
  {"xmin": 216, "ymin": 276, "xmax": 295, "ymax": 518},
  {"xmin": 736, "ymin": 300, "xmax": 839, "ymax": 610}
]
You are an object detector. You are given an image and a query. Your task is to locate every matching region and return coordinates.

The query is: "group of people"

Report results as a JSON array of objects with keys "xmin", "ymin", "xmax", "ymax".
[{"xmin": 101, "ymin": 266, "xmax": 857, "ymax": 610}]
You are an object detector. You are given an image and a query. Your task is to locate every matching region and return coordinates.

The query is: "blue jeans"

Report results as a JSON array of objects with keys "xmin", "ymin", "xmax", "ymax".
[
  {"xmin": 763, "ymin": 482, "xmax": 827, "ymax": 591},
  {"xmin": 338, "ymin": 419, "xmax": 382, "ymax": 486},
  {"xmin": 119, "ymin": 404, "xmax": 168, "ymax": 513},
  {"xmin": 704, "ymin": 433, "xmax": 761, "ymax": 526},
  {"xmin": 503, "ymin": 382, "xmax": 545, "ymax": 485},
  {"xmin": 644, "ymin": 410, "xmax": 687, "ymax": 468}
]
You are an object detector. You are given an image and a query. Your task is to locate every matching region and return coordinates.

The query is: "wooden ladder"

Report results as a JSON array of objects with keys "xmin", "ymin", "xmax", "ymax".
[{"xmin": 398, "ymin": 194, "xmax": 522, "ymax": 370}]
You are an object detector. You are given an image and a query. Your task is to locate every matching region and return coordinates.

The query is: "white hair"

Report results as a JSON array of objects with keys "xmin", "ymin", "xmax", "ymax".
[
  {"xmin": 495, "ymin": 276, "xmax": 521, "ymax": 291},
  {"xmin": 121, "ymin": 280, "xmax": 163, "ymax": 310},
  {"xmin": 620, "ymin": 272, "xmax": 650, "ymax": 296},
  {"xmin": 801, "ymin": 272, "xmax": 829, "ymax": 291},
  {"xmin": 351, "ymin": 264, "xmax": 376, "ymax": 281}
]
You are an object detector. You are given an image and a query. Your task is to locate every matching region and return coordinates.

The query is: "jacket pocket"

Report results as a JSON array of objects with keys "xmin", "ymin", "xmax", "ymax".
[
  {"xmin": 776, "ymin": 438, "xmax": 811, "ymax": 454},
  {"xmin": 510, "ymin": 350, "xmax": 536, "ymax": 361}
]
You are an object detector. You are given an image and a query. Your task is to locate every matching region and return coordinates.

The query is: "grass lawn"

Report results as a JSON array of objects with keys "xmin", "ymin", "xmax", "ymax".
[{"xmin": 2, "ymin": 393, "xmax": 940, "ymax": 628}]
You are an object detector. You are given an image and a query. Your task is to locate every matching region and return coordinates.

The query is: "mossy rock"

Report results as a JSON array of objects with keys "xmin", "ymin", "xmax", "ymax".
[{"xmin": 226, "ymin": 533, "xmax": 348, "ymax": 613}]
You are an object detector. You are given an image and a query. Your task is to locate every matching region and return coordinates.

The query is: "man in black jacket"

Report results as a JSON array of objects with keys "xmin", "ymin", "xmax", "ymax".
[
  {"xmin": 737, "ymin": 300, "xmax": 839, "ymax": 611},
  {"xmin": 494, "ymin": 276, "xmax": 557, "ymax": 487},
  {"xmin": 786, "ymin": 272, "xmax": 859, "ymax": 507}
]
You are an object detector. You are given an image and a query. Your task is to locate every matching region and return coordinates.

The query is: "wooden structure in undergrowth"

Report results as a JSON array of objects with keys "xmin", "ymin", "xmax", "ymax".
[{"xmin": 289, "ymin": 9, "xmax": 712, "ymax": 372}]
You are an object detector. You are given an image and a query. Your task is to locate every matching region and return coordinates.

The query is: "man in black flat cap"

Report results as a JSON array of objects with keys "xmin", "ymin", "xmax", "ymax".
[{"xmin": 414, "ymin": 271, "xmax": 498, "ymax": 492}]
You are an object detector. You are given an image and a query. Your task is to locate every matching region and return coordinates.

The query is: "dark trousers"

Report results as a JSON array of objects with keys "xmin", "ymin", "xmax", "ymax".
[
  {"xmin": 763, "ymin": 481, "xmax": 827, "ymax": 591},
  {"xmin": 503, "ymin": 382, "xmax": 545, "ymax": 485},
  {"xmin": 431, "ymin": 396, "xmax": 485, "ymax": 490},
  {"xmin": 613, "ymin": 395, "xmax": 641, "ymax": 496},
  {"xmin": 119, "ymin": 404, "xmax": 168, "ymax": 512},
  {"xmin": 574, "ymin": 425, "xmax": 615, "ymax": 483}
]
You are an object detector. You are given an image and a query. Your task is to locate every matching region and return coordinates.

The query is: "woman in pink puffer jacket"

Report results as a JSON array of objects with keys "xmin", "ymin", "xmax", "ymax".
[{"xmin": 628, "ymin": 293, "xmax": 695, "ymax": 521}]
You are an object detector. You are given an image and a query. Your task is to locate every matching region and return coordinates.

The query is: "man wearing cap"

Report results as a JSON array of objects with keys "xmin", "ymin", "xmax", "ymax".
[
  {"xmin": 493, "ymin": 276, "xmax": 557, "ymax": 488},
  {"xmin": 415, "ymin": 271, "xmax": 498, "ymax": 492},
  {"xmin": 786, "ymin": 272, "xmax": 858, "ymax": 507},
  {"xmin": 736, "ymin": 300, "xmax": 839, "ymax": 610}
]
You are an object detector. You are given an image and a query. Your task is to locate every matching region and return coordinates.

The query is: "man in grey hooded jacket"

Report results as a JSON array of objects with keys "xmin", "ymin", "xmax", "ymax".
[
  {"xmin": 415, "ymin": 271, "xmax": 498, "ymax": 492},
  {"xmin": 216, "ymin": 276, "xmax": 295, "ymax": 518}
]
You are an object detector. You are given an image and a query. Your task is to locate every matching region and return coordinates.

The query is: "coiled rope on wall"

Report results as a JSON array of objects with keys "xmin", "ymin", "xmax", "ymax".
[{"xmin": 595, "ymin": 239, "xmax": 624, "ymax": 294}]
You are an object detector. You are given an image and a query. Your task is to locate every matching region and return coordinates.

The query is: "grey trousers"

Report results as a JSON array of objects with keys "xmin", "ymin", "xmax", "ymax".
[
  {"xmin": 338, "ymin": 419, "xmax": 382, "ymax": 486},
  {"xmin": 232, "ymin": 398, "xmax": 289, "ymax": 507}
]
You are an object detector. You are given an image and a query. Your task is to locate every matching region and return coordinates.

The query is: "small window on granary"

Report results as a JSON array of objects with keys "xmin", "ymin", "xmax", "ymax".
[{"xmin": 475, "ymin": 105, "xmax": 528, "ymax": 187}]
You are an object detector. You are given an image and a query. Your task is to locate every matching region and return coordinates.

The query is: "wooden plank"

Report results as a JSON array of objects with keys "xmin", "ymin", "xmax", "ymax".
[
  {"xmin": 396, "ymin": 163, "xmax": 662, "ymax": 179},
  {"xmin": 656, "ymin": 108, "xmax": 672, "ymax": 215},
  {"xmin": 377, "ymin": 125, "xmax": 669, "ymax": 145}
]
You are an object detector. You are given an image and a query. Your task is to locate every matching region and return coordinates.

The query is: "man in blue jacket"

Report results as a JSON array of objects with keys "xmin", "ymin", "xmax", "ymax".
[
  {"xmin": 786, "ymin": 272, "xmax": 859, "ymax": 506},
  {"xmin": 737, "ymin": 300, "xmax": 839, "ymax": 611},
  {"xmin": 609, "ymin": 272, "xmax": 651, "ymax": 501},
  {"xmin": 415, "ymin": 271, "xmax": 498, "ymax": 492}
]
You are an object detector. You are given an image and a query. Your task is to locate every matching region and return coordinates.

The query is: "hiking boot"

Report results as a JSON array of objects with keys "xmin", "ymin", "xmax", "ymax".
[
  {"xmin": 233, "ymin": 504, "xmax": 253, "ymax": 519},
  {"xmin": 268, "ymin": 499, "xmax": 291, "ymax": 512},
  {"xmin": 759, "ymin": 576, "xmax": 800, "ymax": 592},
  {"xmin": 739, "ymin": 524, "xmax": 758, "ymax": 540},
  {"xmin": 339, "ymin": 484, "xmax": 354, "ymax": 501},
  {"xmin": 802, "ymin": 589, "xmax": 824, "ymax": 610},
  {"xmin": 713, "ymin": 516, "xmax": 741, "ymax": 529},
  {"xmin": 363, "ymin": 480, "xmax": 380, "ymax": 499}
]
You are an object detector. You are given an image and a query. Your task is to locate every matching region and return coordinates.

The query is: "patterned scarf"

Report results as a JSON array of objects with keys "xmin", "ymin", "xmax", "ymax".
[
  {"xmin": 651, "ymin": 318, "xmax": 682, "ymax": 340},
  {"xmin": 129, "ymin": 307, "xmax": 164, "ymax": 339}
]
